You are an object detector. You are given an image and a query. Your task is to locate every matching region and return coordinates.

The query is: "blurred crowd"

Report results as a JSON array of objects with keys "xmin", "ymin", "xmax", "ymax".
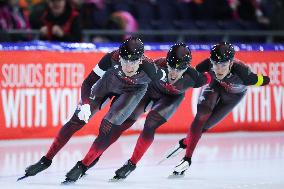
[{"xmin": 0, "ymin": 0, "xmax": 283, "ymax": 42}]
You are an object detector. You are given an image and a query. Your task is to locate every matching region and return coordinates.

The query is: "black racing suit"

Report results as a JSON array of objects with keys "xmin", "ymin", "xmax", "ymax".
[
  {"xmin": 45, "ymin": 50, "xmax": 165, "ymax": 166},
  {"xmin": 87, "ymin": 57, "xmax": 212, "ymax": 165},
  {"xmin": 183, "ymin": 58, "xmax": 270, "ymax": 159}
]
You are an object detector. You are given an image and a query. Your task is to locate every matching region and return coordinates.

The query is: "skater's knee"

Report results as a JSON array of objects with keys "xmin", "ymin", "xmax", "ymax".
[
  {"xmin": 98, "ymin": 119, "xmax": 117, "ymax": 136},
  {"xmin": 59, "ymin": 116, "xmax": 86, "ymax": 136},
  {"xmin": 128, "ymin": 113, "xmax": 140, "ymax": 121},
  {"xmin": 141, "ymin": 127, "xmax": 155, "ymax": 140},
  {"xmin": 142, "ymin": 125, "xmax": 156, "ymax": 136},
  {"xmin": 119, "ymin": 118, "xmax": 137, "ymax": 132},
  {"xmin": 105, "ymin": 110, "xmax": 129, "ymax": 125},
  {"xmin": 196, "ymin": 104, "xmax": 212, "ymax": 119},
  {"xmin": 142, "ymin": 111, "xmax": 166, "ymax": 138},
  {"xmin": 71, "ymin": 113, "xmax": 87, "ymax": 126},
  {"xmin": 145, "ymin": 111, "xmax": 166, "ymax": 128}
]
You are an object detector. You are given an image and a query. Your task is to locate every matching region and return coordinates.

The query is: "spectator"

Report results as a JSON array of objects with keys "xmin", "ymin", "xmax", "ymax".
[
  {"xmin": 18, "ymin": 0, "xmax": 43, "ymax": 18},
  {"xmin": 30, "ymin": 0, "xmax": 82, "ymax": 42},
  {"xmin": 105, "ymin": 11, "xmax": 138, "ymax": 42},
  {"xmin": 0, "ymin": 0, "xmax": 30, "ymax": 41},
  {"xmin": 260, "ymin": 0, "xmax": 283, "ymax": 28},
  {"xmin": 203, "ymin": 0, "xmax": 233, "ymax": 20},
  {"xmin": 267, "ymin": 0, "xmax": 284, "ymax": 41},
  {"xmin": 77, "ymin": 0, "xmax": 109, "ymax": 29},
  {"xmin": 229, "ymin": 0, "xmax": 269, "ymax": 23}
]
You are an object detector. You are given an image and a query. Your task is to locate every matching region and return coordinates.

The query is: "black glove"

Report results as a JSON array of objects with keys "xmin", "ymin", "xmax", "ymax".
[
  {"xmin": 262, "ymin": 76, "xmax": 270, "ymax": 86},
  {"xmin": 179, "ymin": 138, "xmax": 187, "ymax": 149}
]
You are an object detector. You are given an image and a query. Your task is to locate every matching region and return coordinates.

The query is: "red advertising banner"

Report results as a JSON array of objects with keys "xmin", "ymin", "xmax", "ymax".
[{"xmin": 1, "ymin": 50, "xmax": 284, "ymax": 139}]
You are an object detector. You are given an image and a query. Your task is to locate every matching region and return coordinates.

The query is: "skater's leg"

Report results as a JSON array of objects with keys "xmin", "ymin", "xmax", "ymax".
[
  {"xmin": 22, "ymin": 96, "xmax": 108, "ymax": 179},
  {"xmin": 45, "ymin": 97, "xmax": 107, "ymax": 160},
  {"xmin": 171, "ymin": 86, "xmax": 219, "ymax": 176},
  {"xmin": 203, "ymin": 91, "xmax": 246, "ymax": 130},
  {"xmin": 130, "ymin": 94, "xmax": 184, "ymax": 165},
  {"xmin": 130, "ymin": 110, "xmax": 167, "ymax": 164}
]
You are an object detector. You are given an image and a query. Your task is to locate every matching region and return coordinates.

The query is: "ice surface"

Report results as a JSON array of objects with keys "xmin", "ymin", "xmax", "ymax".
[{"xmin": 1, "ymin": 132, "xmax": 283, "ymax": 189}]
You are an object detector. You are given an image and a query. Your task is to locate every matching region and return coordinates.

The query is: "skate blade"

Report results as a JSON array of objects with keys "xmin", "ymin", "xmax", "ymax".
[
  {"xmin": 80, "ymin": 173, "xmax": 87, "ymax": 179},
  {"xmin": 108, "ymin": 176, "xmax": 125, "ymax": 182},
  {"xmin": 17, "ymin": 175, "xmax": 29, "ymax": 181},
  {"xmin": 158, "ymin": 147, "xmax": 184, "ymax": 165},
  {"xmin": 168, "ymin": 173, "xmax": 185, "ymax": 179},
  {"xmin": 61, "ymin": 179, "xmax": 76, "ymax": 185},
  {"xmin": 157, "ymin": 158, "xmax": 167, "ymax": 165}
]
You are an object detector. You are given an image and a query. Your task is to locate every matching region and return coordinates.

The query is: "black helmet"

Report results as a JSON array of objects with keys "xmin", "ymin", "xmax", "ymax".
[
  {"xmin": 210, "ymin": 42, "xmax": 235, "ymax": 63},
  {"xmin": 167, "ymin": 43, "xmax": 192, "ymax": 70},
  {"xmin": 119, "ymin": 37, "xmax": 144, "ymax": 61}
]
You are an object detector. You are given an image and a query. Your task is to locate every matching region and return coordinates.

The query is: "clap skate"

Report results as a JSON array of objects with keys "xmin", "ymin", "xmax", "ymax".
[
  {"xmin": 168, "ymin": 157, "xmax": 191, "ymax": 179},
  {"xmin": 109, "ymin": 160, "xmax": 136, "ymax": 182}
]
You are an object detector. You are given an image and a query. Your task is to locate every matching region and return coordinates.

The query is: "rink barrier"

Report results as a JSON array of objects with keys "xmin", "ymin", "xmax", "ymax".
[
  {"xmin": 1, "ymin": 41, "xmax": 284, "ymax": 52},
  {"xmin": 0, "ymin": 41, "xmax": 284, "ymax": 139}
]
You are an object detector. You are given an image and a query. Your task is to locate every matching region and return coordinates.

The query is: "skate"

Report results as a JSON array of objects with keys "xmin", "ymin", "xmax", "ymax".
[
  {"xmin": 80, "ymin": 156, "xmax": 100, "ymax": 179},
  {"xmin": 158, "ymin": 138, "xmax": 187, "ymax": 165},
  {"xmin": 61, "ymin": 161, "xmax": 87, "ymax": 185},
  {"xmin": 17, "ymin": 156, "xmax": 52, "ymax": 181},
  {"xmin": 109, "ymin": 160, "xmax": 136, "ymax": 182},
  {"xmin": 168, "ymin": 157, "xmax": 191, "ymax": 179}
]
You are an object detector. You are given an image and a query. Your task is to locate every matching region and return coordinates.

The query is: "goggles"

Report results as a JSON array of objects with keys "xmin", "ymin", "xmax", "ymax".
[
  {"xmin": 120, "ymin": 56, "xmax": 142, "ymax": 65},
  {"xmin": 210, "ymin": 59, "xmax": 231, "ymax": 68},
  {"xmin": 167, "ymin": 65, "xmax": 187, "ymax": 73}
]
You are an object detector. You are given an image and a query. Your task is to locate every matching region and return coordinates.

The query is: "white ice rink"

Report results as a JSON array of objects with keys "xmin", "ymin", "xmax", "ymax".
[{"xmin": 0, "ymin": 132, "xmax": 284, "ymax": 189}]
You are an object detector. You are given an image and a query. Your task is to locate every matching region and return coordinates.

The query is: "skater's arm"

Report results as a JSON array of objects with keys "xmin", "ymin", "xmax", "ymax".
[
  {"xmin": 141, "ymin": 57, "xmax": 166, "ymax": 81},
  {"xmin": 81, "ymin": 72, "xmax": 100, "ymax": 104},
  {"xmin": 186, "ymin": 67, "xmax": 213, "ymax": 88},
  {"xmin": 233, "ymin": 61, "xmax": 270, "ymax": 86},
  {"xmin": 81, "ymin": 52, "xmax": 113, "ymax": 104},
  {"xmin": 153, "ymin": 57, "xmax": 167, "ymax": 68},
  {"xmin": 195, "ymin": 59, "xmax": 211, "ymax": 73}
]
